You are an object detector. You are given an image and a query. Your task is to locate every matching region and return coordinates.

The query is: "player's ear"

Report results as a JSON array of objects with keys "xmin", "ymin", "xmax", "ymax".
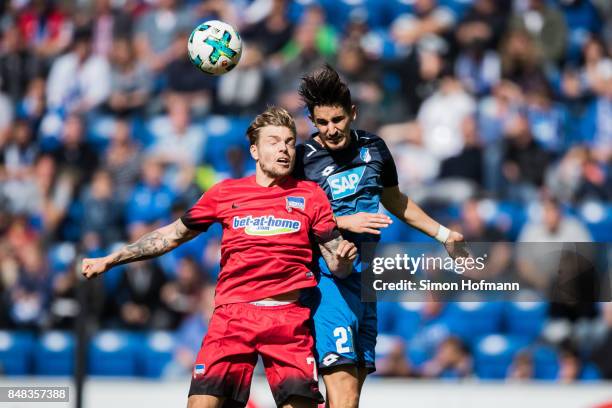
[
  {"xmin": 250, "ymin": 143, "xmax": 259, "ymax": 161},
  {"xmin": 350, "ymin": 105, "xmax": 357, "ymax": 121}
]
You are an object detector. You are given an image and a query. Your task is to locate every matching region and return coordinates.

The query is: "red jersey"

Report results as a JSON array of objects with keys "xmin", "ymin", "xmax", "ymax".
[{"xmin": 181, "ymin": 175, "xmax": 338, "ymax": 306}]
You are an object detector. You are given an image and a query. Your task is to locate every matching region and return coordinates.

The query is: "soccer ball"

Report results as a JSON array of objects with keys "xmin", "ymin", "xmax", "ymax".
[{"xmin": 187, "ymin": 20, "xmax": 242, "ymax": 76}]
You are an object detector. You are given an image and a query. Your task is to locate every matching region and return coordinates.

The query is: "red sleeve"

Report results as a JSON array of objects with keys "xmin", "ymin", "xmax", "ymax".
[
  {"xmin": 310, "ymin": 185, "xmax": 340, "ymax": 243},
  {"xmin": 180, "ymin": 183, "xmax": 220, "ymax": 231}
]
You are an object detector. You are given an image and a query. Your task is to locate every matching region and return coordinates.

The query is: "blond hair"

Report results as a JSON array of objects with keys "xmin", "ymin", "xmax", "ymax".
[{"xmin": 246, "ymin": 106, "xmax": 296, "ymax": 145}]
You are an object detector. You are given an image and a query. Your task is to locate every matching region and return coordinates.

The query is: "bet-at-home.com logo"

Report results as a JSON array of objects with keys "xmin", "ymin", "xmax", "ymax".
[
  {"xmin": 327, "ymin": 166, "xmax": 366, "ymax": 200},
  {"xmin": 232, "ymin": 215, "xmax": 301, "ymax": 236}
]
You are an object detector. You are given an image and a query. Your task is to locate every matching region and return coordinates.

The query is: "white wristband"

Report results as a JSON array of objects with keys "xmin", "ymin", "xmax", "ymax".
[{"xmin": 435, "ymin": 224, "xmax": 450, "ymax": 243}]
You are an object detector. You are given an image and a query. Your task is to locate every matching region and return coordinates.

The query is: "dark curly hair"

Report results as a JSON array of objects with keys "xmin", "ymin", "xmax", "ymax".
[{"xmin": 298, "ymin": 64, "xmax": 353, "ymax": 116}]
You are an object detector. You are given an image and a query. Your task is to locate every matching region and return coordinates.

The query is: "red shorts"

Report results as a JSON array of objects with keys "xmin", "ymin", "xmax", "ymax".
[{"xmin": 188, "ymin": 301, "xmax": 323, "ymax": 407}]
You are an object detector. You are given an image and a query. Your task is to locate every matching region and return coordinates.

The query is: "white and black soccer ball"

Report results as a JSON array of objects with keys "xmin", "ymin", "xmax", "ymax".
[{"xmin": 187, "ymin": 20, "xmax": 242, "ymax": 76}]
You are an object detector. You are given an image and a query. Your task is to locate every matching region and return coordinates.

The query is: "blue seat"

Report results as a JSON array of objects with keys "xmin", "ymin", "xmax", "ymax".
[
  {"xmin": 139, "ymin": 331, "xmax": 176, "ymax": 378},
  {"xmin": 505, "ymin": 302, "xmax": 548, "ymax": 341},
  {"xmin": 89, "ymin": 331, "xmax": 139, "ymax": 376},
  {"xmin": 35, "ymin": 331, "xmax": 75, "ymax": 376},
  {"xmin": 532, "ymin": 345, "xmax": 559, "ymax": 380},
  {"xmin": 474, "ymin": 334, "xmax": 528, "ymax": 379},
  {"xmin": 0, "ymin": 331, "xmax": 35, "ymax": 375},
  {"xmin": 445, "ymin": 302, "xmax": 504, "ymax": 342}
]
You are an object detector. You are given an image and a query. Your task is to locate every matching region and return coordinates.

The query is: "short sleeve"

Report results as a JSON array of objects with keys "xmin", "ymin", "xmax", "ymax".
[
  {"xmin": 180, "ymin": 183, "xmax": 220, "ymax": 231},
  {"xmin": 310, "ymin": 185, "xmax": 340, "ymax": 243},
  {"xmin": 379, "ymin": 139, "xmax": 399, "ymax": 188}
]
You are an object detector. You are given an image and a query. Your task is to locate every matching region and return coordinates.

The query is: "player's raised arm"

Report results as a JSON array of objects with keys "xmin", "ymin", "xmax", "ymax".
[
  {"xmin": 381, "ymin": 185, "xmax": 467, "ymax": 258},
  {"xmin": 318, "ymin": 235, "xmax": 357, "ymax": 279},
  {"xmin": 81, "ymin": 218, "xmax": 200, "ymax": 279}
]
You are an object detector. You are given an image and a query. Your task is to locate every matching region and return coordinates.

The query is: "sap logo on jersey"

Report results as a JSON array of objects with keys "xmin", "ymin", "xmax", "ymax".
[
  {"xmin": 232, "ymin": 215, "xmax": 301, "ymax": 236},
  {"xmin": 327, "ymin": 166, "xmax": 366, "ymax": 200}
]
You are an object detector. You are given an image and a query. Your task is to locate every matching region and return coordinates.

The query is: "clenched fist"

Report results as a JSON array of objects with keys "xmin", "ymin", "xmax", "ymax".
[{"xmin": 81, "ymin": 256, "xmax": 112, "ymax": 280}]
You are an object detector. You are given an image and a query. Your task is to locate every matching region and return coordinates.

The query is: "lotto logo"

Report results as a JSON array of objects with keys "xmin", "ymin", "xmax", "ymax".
[
  {"xmin": 322, "ymin": 354, "xmax": 340, "ymax": 367},
  {"xmin": 327, "ymin": 167, "xmax": 366, "ymax": 200}
]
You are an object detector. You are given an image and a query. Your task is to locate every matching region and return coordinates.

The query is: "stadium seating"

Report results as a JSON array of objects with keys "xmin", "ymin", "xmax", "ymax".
[
  {"xmin": 89, "ymin": 331, "xmax": 140, "ymax": 376},
  {"xmin": 504, "ymin": 302, "xmax": 548, "ymax": 341},
  {"xmin": 35, "ymin": 331, "xmax": 75, "ymax": 376},
  {"xmin": 474, "ymin": 334, "xmax": 529, "ymax": 380},
  {"xmin": 139, "ymin": 331, "xmax": 176, "ymax": 378},
  {"xmin": 445, "ymin": 302, "xmax": 504, "ymax": 343},
  {"xmin": 0, "ymin": 331, "xmax": 35, "ymax": 375}
]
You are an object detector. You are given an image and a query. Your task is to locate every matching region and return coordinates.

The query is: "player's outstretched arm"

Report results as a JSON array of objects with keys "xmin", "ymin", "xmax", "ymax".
[
  {"xmin": 318, "ymin": 236, "xmax": 358, "ymax": 279},
  {"xmin": 381, "ymin": 186, "xmax": 466, "ymax": 257},
  {"xmin": 335, "ymin": 212, "xmax": 393, "ymax": 235},
  {"xmin": 81, "ymin": 218, "xmax": 200, "ymax": 279}
]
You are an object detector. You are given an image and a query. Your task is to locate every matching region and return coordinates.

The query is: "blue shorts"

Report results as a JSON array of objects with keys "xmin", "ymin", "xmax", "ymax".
[{"xmin": 302, "ymin": 272, "xmax": 377, "ymax": 374}]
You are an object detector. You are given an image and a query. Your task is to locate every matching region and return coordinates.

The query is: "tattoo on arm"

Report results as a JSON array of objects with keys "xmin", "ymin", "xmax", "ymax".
[
  {"xmin": 318, "ymin": 235, "xmax": 351, "ymax": 277},
  {"xmin": 108, "ymin": 219, "xmax": 200, "ymax": 267}
]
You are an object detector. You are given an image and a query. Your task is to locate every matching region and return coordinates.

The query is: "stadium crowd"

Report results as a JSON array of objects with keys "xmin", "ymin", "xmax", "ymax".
[{"xmin": 0, "ymin": 0, "xmax": 610, "ymax": 382}]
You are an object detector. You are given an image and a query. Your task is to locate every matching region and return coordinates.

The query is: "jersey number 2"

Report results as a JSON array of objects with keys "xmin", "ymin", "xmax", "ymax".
[{"xmin": 334, "ymin": 327, "xmax": 351, "ymax": 354}]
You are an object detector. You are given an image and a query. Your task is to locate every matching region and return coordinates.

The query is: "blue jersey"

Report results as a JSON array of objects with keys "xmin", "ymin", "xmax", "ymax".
[{"xmin": 295, "ymin": 129, "xmax": 399, "ymax": 274}]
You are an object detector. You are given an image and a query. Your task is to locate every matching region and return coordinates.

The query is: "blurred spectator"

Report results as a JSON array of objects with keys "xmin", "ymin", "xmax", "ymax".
[
  {"xmin": 454, "ymin": 38, "xmax": 501, "ymax": 97},
  {"xmin": 0, "ymin": 24, "xmax": 44, "ymax": 105},
  {"xmin": 517, "ymin": 196, "xmax": 592, "ymax": 291},
  {"xmin": 376, "ymin": 339, "xmax": 412, "ymax": 377},
  {"xmin": 15, "ymin": 0, "xmax": 73, "ymax": 60},
  {"xmin": 17, "ymin": 77, "xmax": 46, "ymax": 126},
  {"xmin": 581, "ymin": 60, "xmax": 612, "ymax": 156},
  {"xmin": 164, "ymin": 32, "xmax": 216, "ymax": 116},
  {"xmin": 507, "ymin": 351, "xmax": 535, "ymax": 381},
  {"xmin": 90, "ymin": 0, "xmax": 133, "ymax": 57},
  {"xmin": 51, "ymin": 114, "xmax": 99, "ymax": 189},
  {"xmin": 500, "ymin": 29, "xmax": 549, "ymax": 91},
  {"xmin": 7, "ymin": 244, "xmax": 49, "ymax": 329},
  {"xmin": 421, "ymin": 336, "xmax": 472, "ymax": 379},
  {"xmin": 509, "ymin": 0, "xmax": 567, "ymax": 65},
  {"xmin": 114, "ymin": 260, "xmax": 170, "ymax": 330},
  {"xmin": 336, "ymin": 41, "xmax": 383, "ymax": 130},
  {"xmin": 573, "ymin": 149, "xmax": 612, "ymax": 202},
  {"xmin": 102, "ymin": 119, "xmax": 141, "ymax": 205},
  {"xmin": 457, "ymin": 198, "xmax": 507, "ymax": 242},
  {"xmin": 275, "ymin": 5, "xmax": 336, "ymax": 108},
  {"xmin": 242, "ymin": 0, "xmax": 295, "ymax": 57},
  {"xmin": 592, "ymin": 303, "xmax": 612, "ymax": 379},
  {"xmin": 81, "ymin": 169, "xmax": 123, "ymax": 247},
  {"xmin": 1, "ymin": 119, "xmax": 37, "ymax": 179},
  {"xmin": 45, "ymin": 26, "xmax": 111, "ymax": 115},
  {"xmin": 502, "ymin": 114, "xmax": 549, "ymax": 201},
  {"xmin": 125, "ymin": 157, "xmax": 175, "ymax": 230},
  {"xmin": 558, "ymin": 0, "xmax": 603, "ymax": 63},
  {"xmin": 107, "ymin": 38, "xmax": 153, "ymax": 117},
  {"xmin": 216, "ymin": 43, "xmax": 269, "ymax": 116},
  {"xmin": 134, "ymin": 0, "xmax": 195, "ymax": 73},
  {"xmin": 166, "ymin": 284, "xmax": 215, "ymax": 377},
  {"xmin": 438, "ymin": 116, "xmax": 484, "ymax": 186},
  {"xmin": 456, "ymin": 0, "xmax": 508, "ymax": 52},
  {"xmin": 525, "ymin": 85, "xmax": 564, "ymax": 153},
  {"xmin": 558, "ymin": 344, "xmax": 586, "ymax": 383},
  {"xmin": 390, "ymin": 0, "xmax": 456, "ymax": 47},
  {"xmin": 518, "ymin": 196, "xmax": 592, "ymax": 243},
  {"xmin": 418, "ymin": 75, "xmax": 476, "ymax": 160},
  {"xmin": 580, "ymin": 36, "xmax": 610, "ymax": 95},
  {"xmin": 385, "ymin": 36, "xmax": 447, "ymax": 119},
  {"xmin": 160, "ymin": 257, "xmax": 204, "ymax": 329},
  {"xmin": 48, "ymin": 262, "xmax": 78, "ymax": 329},
  {"xmin": 147, "ymin": 94, "xmax": 205, "ymax": 176}
]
